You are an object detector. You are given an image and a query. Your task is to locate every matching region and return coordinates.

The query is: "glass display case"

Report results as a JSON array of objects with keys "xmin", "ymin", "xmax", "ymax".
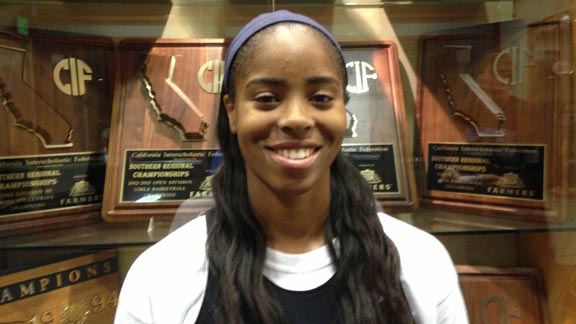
[{"xmin": 0, "ymin": 0, "xmax": 574, "ymax": 323}]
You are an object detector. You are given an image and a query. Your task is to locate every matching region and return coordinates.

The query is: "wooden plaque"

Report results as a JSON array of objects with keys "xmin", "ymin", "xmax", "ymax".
[
  {"xmin": 0, "ymin": 250, "xmax": 120, "ymax": 323},
  {"xmin": 457, "ymin": 265, "xmax": 549, "ymax": 324},
  {"xmin": 341, "ymin": 42, "xmax": 417, "ymax": 211},
  {"xmin": 102, "ymin": 38, "xmax": 225, "ymax": 222},
  {"xmin": 0, "ymin": 29, "xmax": 114, "ymax": 236},
  {"xmin": 417, "ymin": 14, "xmax": 574, "ymax": 222},
  {"xmin": 103, "ymin": 40, "xmax": 416, "ymax": 222}
]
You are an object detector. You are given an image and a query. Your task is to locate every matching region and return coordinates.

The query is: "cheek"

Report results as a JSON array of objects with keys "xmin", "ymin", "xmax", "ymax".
[
  {"xmin": 323, "ymin": 109, "xmax": 348, "ymax": 140},
  {"xmin": 235, "ymin": 112, "xmax": 273, "ymax": 143}
]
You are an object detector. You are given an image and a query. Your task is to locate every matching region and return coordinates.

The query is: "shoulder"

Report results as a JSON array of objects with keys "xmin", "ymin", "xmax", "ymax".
[
  {"xmin": 132, "ymin": 213, "xmax": 209, "ymax": 273},
  {"xmin": 378, "ymin": 212, "xmax": 455, "ymax": 289},
  {"xmin": 378, "ymin": 212, "xmax": 450, "ymax": 263},
  {"xmin": 115, "ymin": 215, "xmax": 209, "ymax": 324},
  {"xmin": 378, "ymin": 212, "xmax": 468, "ymax": 324}
]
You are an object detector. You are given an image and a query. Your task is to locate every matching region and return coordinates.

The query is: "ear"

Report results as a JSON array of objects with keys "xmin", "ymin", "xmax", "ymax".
[{"xmin": 223, "ymin": 94, "xmax": 237, "ymax": 134}]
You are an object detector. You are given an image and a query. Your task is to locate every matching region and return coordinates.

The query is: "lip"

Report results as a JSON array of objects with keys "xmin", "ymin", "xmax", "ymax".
[{"xmin": 265, "ymin": 143, "xmax": 321, "ymax": 170}]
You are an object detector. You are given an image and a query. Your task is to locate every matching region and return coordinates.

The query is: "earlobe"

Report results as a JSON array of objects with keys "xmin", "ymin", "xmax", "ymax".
[{"xmin": 223, "ymin": 95, "xmax": 237, "ymax": 134}]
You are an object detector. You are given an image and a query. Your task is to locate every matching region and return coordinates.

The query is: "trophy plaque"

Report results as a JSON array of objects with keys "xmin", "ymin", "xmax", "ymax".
[
  {"xmin": 417, "ymin": 14, "xmax": 574, "ymax": 222},
  {"xmin": 0, "ymin": 250, "xmax": 120, "ymax": 323},
  {"xmin": 0, "ymin": 29, "xmax": 113, "ymax": 236},
  {"xmin": 102, "ymin": 39, "xmax": 226, "ymax": 222},
  {"xmin": 457, "ymin": 265, "xmax": 548, "ymax": 324},
  {"xmin": 342, "ymin": 42, "xmax": 417, "ymax": 211}
]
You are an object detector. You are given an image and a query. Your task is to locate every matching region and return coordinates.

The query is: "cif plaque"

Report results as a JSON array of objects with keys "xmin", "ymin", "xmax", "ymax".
[
  {"xmin": 0, "ymin": 250, "xmax": 120, "ymax": 323},
  {"xmin": 457, "ymin": 265, "xmax": 548, "ymax": 324},
  {"xmin": 102, "ymin": 39, "xmax": 226, "ymax": 221},
  {"xmin": 417, "ymin": 15, "xmax": 573, "ymax": 222},
  {"xmin": 342, "ymin": 42, "xmax": 417, "ymax": 211},
  {"xmin": 0, "ymin": 29, "xmax": 113, "ymax": 235}
]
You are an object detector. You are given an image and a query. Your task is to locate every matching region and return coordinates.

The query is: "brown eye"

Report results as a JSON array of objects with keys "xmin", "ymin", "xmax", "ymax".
[
  {"xmin": 254, "ymin": 93, "xmax": 281, "ymax": 110},
  {"xmin": 310, "ymin": 94, "xmax": 333, "ymax": 105},
  {"xmin": 255, "ymin": 95, "xmax": 279, "ymax": 104}
]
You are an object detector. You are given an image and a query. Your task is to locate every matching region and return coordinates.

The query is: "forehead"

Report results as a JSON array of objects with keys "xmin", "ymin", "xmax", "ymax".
[
  {"xmin": 235, "ymin": 24, "xmax": 341, "ymax": 78},
  {"xmin": 259, "ymin": 23, "xmax": 325, "ymax": 42},
  {"xmin": 254, "ymin": 23, "xmax": 334, "ymax": 56}
]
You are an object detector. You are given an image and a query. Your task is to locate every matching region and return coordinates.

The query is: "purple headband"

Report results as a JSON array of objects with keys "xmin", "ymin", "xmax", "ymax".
[{"xmin": 221, "ymin": 10, "xmax": 344, "ymax": 95}]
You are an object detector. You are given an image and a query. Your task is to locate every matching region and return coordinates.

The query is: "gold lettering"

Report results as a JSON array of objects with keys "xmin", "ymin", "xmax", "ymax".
[
  {"xmin": 68, "ymin": 270, "xmax": 81, "ymax": 283},
  {"xmin": 86, "ymin": 264, "xmax": 98, "ymax": 278},
  {"xmin": 103, "ymin": 261, "xmax": 112, "ymax": 274},
  {"xmin": 129, "ymin": 163, "xmax": 162, "ymax": 170},
  {"xmin": 56, "ymin": 273, "xmax": 63, "ymax": 287},
  {"xmin": 0, "ymin": 178, "xmax": 58, "ymax": 190},
  {"xmin": 19, "ymin": 282, "xmax": 35, "ymax": 297},
  {"xmin": 432, "ymin": 145, "xmax": 459, "ymax": 151},
  {"xmin": 189, "ymin": 191, "xmax": 212, "ymax": 198},
  {"xmin": 460, "ymin": 157, "xmax": 490, "ymax": 164},
  {"xmin": 433, "ymin": 163, "xmax": 487, "ymax": 173},
  {"xmin": 487, "ymin": 187, "xmax": 536, "ymax": 197},
  {"xmin": 92, "ymin": 294, "xmax": 105, "ymax": 312},
  {"xmin": 39, "ymin": 277, "xmax": 50, "ymax": 292},
  {"xmin": 107, "ymin": 290, "xmax": 119, "ymax": 307},
  {"xmin": 133, "ymin": 171, "xmax": 190, "ymax": 178},
  {"xmin": 0, "ymin": 288, "xmax": 14, "ymax": 303},
  {"xmin": 151, "ymin": 186, "xmax": 186, "ymax": 192},
  {"xmin": 26, "ymin": 170, "xmax": 61, "ymax": 178},
  {"xmin": 0, "ymin": 172, "xmax": 25, "ymax": 181},
  {"xmin": 162, "ymin": 163, "xmax": 193, "ymax": 169},
  {"xmin": 431, "ymin": 156, "xmax": 460, "ymax": 163},
  {"xmin": 39, "ymin": 311, "xmax": 55, "ymax": 324},
  {"xmin": 132, "ymin": 152, "xmax": 161, "ymax": 158},
  {"xmin": 59, "ymin": 194, "xmax": 101, "ymax": 206}
]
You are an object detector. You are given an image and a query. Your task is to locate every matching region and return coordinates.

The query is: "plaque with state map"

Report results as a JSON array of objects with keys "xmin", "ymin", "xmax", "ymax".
[
  {"xmin": 0, "ymin": 28, "xmax": 113, "ymax": 236},
  {"xmin": 417, "ymin": 13, "xmax": 574, "ymax": 222},
  {"xmin": 102, "ymin": 38, "xmax": 225, "ymax": 222}
]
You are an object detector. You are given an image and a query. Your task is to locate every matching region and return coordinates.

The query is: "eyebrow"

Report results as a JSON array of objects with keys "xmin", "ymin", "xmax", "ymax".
[
  {"xmin": 245, "ymin": 77, "xmax": 285, "ymax": 88},
  {"xmin": 245, "ymin": 76, "xmax": 341, "ymax": 88},
  {"xmin": 306, "ymin": 76, "xmax": 340, "ymax": 87}
]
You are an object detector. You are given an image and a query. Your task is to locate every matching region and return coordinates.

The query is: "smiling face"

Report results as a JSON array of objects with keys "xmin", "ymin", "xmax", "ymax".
[{"xmin": 223, "ymin": 23, "xmax": 347, "ymax": 198}]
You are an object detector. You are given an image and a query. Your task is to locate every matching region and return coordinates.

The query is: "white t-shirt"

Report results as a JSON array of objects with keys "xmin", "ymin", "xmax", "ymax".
[{"xmin": 114, "ymin": 213, "xmax": 468, "ymax": 324}]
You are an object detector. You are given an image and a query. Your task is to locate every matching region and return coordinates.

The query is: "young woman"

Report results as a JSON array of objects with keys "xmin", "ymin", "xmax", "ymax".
[{"xmin": 115, "ymin": 10, "xmax": 468, "ymax": 324}]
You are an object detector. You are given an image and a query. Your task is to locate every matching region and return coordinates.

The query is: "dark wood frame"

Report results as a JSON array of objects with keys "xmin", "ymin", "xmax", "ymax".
[
  {"xmin": 102, "ymin": 38, "xmax": 225, "ymax": 222},
  {"xmin": 416, "ymin": 14, "xmax": 574, "ymax": 222},
  {"xmin": 0, "ymin": 29, "xmax": 114, "ymax": 236}
]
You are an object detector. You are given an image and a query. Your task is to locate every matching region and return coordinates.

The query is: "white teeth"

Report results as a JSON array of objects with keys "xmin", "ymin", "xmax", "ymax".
[{"xmin": 277, "ymin": 148, "xmax": 313, "ymax": 160}]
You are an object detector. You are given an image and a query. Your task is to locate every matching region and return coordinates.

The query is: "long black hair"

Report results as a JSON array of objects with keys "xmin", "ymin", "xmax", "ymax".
[{"xmin": 206, "ymin": 22, "xmax": 414, "ymax": 324}]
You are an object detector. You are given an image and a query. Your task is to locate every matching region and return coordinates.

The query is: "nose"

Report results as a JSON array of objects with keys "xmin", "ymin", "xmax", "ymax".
[{"xmin": 278, "ymin": 98, "xmax": 314, "ymax": 135}]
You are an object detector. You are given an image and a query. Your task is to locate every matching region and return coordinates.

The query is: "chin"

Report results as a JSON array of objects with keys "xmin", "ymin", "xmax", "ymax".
[{"xmin": 273, "ymin": 177, "xmax": 327, "ymax": 197}]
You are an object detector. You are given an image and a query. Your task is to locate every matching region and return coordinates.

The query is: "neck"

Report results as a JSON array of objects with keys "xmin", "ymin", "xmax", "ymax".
[{"xmin": 249, "ymin": 185, "xmax": 330, "ymax": 254}]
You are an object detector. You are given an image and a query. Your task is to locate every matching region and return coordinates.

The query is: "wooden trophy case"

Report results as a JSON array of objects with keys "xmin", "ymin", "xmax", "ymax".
[
  {"xmin": 417, "ymin": 14, "xmax": 574, "ymax": 222},
  {"xmin": 0, "ymin": 29, "xmax": 114, "ymax": 236}
]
